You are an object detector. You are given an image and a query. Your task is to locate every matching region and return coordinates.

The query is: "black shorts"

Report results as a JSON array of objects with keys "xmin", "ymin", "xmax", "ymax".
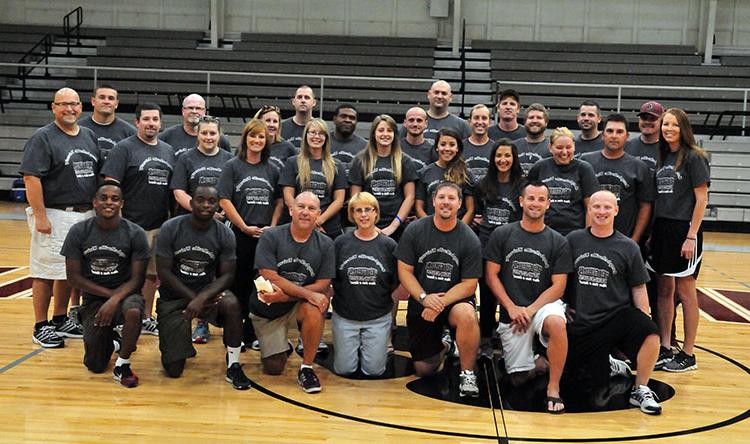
[
  {"xmin": 649, "ymin": 218, "xmax": 703, "ymax": 278},
  {"xmin": 566, "ymin": 306, "xmax": 657, "ymax": 387},
  {"xmin": 80, "ymin": 293, "xmax": 145, "ymax": 372},
  {"xmin": 156, "ymin": 293, "xmax": 228, "ymax": 364},
  {"xmin": 407, "ymin": 299, "xmax": 474, "ymax": 362}
]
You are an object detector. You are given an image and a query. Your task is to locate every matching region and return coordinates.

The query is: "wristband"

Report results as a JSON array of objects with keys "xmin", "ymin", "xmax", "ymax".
[
  {"xmin": 395, "ymin": 215, "xmax": 403, "ymax": 224},
  {"xmin": 686, "ymin": 236, "xmax": 696, "ymax": 241}
]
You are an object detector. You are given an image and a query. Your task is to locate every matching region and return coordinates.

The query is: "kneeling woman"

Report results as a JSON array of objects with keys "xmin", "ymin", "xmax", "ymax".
[{"xmin": 332, "ymin": 192, "xmax": 398, "ymax": 376}]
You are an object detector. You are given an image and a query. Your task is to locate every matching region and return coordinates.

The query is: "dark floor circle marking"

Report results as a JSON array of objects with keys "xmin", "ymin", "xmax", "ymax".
[{"xmin": 249, "ymin": 343, "xmax": 750, "ymax": 442}]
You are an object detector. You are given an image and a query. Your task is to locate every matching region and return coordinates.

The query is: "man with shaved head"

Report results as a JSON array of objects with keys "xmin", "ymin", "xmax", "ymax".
[
  {"xmin": 281, "ymin": 85, "xmax": 317, "ymax": 149},
  {"xmin": 401, "ymin": 81, "xmax": 470, "ymax": 141},
  {"xmin": 400, "ymin": 107, "xmax": 437, "ymax": 171},
  {"xmin": 159, "ymin": 93, "xmax": 231, "ymax": 157},
  {"xmin": 564, "ymin": 190, "xmax": 662, "ymax": 415},
  {"xmin": 248, "ymin": 191, "xmax": 335, "ymax": 393},
  {"xmin": 20, "ymin": 87, "xmax": 101, "ymax": 348}
]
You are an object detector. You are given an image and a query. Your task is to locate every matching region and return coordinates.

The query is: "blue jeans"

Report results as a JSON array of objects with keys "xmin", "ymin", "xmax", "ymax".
[{"xmin": 332, "ymin": 311, "xmax": 392, "ymax": 376}]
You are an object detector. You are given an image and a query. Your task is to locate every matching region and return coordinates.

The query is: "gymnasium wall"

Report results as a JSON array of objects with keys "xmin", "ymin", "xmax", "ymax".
[{"xmin": 1, "ymin": 0, "xmax": 750, "ymax": 47}]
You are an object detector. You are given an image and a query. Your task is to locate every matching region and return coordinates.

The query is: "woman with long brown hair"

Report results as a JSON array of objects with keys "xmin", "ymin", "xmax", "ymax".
[{"xmin": 650, "ymin": 108, "xmax": 710, "ymax": 373}]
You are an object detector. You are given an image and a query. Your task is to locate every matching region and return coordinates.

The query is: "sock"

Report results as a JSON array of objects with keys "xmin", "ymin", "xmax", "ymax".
[
  {"xmin": 300, "ymin": 364, "xmax": 313, "ymax": 370},
  {"xmin": 34, "ymin": 321, "xmax": 48, "ymax": 331},
  {"xmin": 113, "ymin": 339, "xmax": 121, "ymax": 354},
  {"xmin": 461, "ymin": 369, "xmax": 475, "ymax": 375},
  {"xmin": 115, "ymin": 356, "xmax": 130, "ymax": 367},
  {"xmin": 227, "ymin": 346, "xmax": 241, "ymax": 368},
  {"xmin": 51, "ymin": 314, "xmax": 66, "ymax": 325}
]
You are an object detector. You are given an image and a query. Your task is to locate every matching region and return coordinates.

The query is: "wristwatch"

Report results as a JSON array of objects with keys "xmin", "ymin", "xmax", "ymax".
[{"xmin": 419, "ymin": 292, "xmax": 427, "ymax": 303}]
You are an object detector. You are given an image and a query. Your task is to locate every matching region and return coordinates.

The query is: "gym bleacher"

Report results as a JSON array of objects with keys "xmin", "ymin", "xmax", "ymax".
[{"xmin": 1, "ymin": 21, "xmax": 750, "ymax": 227}]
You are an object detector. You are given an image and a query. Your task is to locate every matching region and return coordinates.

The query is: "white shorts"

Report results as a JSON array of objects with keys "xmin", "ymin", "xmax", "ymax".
[
  {"xmin": 497, "ymin": 300, "xmax": 566, "ymax": 374},
  {"xmin": 26, "ymin": 207, "xmax": 92, "ymax": 280}
]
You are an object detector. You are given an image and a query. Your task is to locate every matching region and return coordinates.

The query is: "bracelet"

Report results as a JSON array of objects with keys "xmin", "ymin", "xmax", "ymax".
[
  {"xmin": 395, "ymin": 215, "xmax": 403, "ymax": 224},
  {"xmin": 686, "ymin": 236, "xmax": 696, "ymax": 241}
]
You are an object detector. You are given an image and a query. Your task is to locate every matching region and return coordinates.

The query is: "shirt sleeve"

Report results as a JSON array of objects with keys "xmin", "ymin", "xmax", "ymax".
[
  {"xmin": 348, "ymin": 156, "xmax": 365, "ymax": 186},
  {"xmin": 154, "ymin": 220, "xmax": 175, "ymax": 259},
  {"xmin": 332, "ymin": 160, "xmax": 349, "ymax": 190},
  {"xmin": 219, "ymin": 224, "xmax": 237, "ymax": 262},
  {"xmin": 169, "ymin": 155, "xmax": 190, "ymax": 191},
  {"xmin": 579, "ymin": 161, "xmax": 600, "ymax": 198},
  {"xmin": 254, "ymin": 229, "xmax": 279, "ymax": 270},
  {"xmin": 277, "ymin": 157, "xmax": 298, "ymax": 188},
  {"xmin": 688, "ymin": 152, "xmax": 711, "ymax": 188},
  {"xmin": 59, "ymin": 223, "xmax": 83, "ymax": 260},
  {"xmin": 317, "ymin": 236, "xmax": 336, "ymax": 279},
  {"xmin": 131, "ymin": 226, "xmax": 152, "ymax": 261},
  {"xmin": 216, "ymin": 161, "xmax": 234, "ymax": 200},
  {"xmin": 551, "ymin": 235, "xmax": 573, "ymax": 274},
  {"xmin": 460, "ymin": 227, "xmax": 483, "ymax": 278},
  {"xmin": 100, "ymin": 142, "xmax": 128, "ymax": 181},
  {"xmin": 19, "ymin": 131, "xmax": 51, "ymax": 177}
]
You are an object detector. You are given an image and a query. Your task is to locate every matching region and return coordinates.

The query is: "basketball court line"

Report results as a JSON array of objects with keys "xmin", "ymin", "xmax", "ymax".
[
  {"xmin": 700, "ymin": 287, "xmax": 750, "ymax": 322},
  {"xmin": 0, "ymin": 348, "xmax": 45, "ymax": 375}
]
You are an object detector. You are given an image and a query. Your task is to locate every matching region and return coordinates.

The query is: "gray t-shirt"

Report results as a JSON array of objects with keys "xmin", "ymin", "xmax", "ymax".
[
  {"xmin": 625, "ymin": 137, "xmax": 659, "ymax": 172},
  {"xmin": 574, "ymin": 133, "xmax": 603, "ymax": 158},
  {"xmin": 330, "ymin": 134, "xmax": 368, "ymax": 177},
  {"xmin": 19, "ymin": 123, "xmax": 100, "ymax": 206},
  {"xmin": 654, "ymin": 150, "xmax": 711, "ymax": 221},
  {"xmin": 170, "ymin": 148, "xmax": 233, "ymax": 195},
  {"xmin": 513, "ymin": 137, "xmax": 551, "ymax": 175},
  {"xmin": 400, "ymin": 138, "xmax": 437, "ymax": 171},
  {"xmin": 462, "ymin": 138, "xmax": 494, "ymax": 181},
  {"xmin": 484, "ymin": 222, "xmax": 571, "ymax": 323},
  {"xmin": 332, "ymin": 232, "xmax": 398, "ymax": 321},
  {"xmin": 251, "ymin": 224, "xmax": 335, "ymax": 319},
  {"xmin": 278, "ymin": 156, "xmax": 348, "ymax": 234},
  {"xmin": 61, "ymin": 217, "xmax": 150, "ymax": 303},
  {"xmin": 416, "ymin": 163, "xmax": 475, "ymax": 217},
  {"xmin": 78, "ymin": 116, "xmax": 136, "ymax": 161},
  {"xmin": 348, "ymin": 153, "xmax": 419, "ymax": 227},
  {"xmin": 566, "ymin": 228, "xmax": 649, "ymax": 334},
  {"xmin": 527, "ymin": 158, "xmax": 600, "ymax": 236},
  {"xmin": 580, "ymin": 151, "xmax": 654, "ymax": 237},
  {"xmin": 280, "ymin": 117, "xmax": 306, "ymax": 149},
  {"xmin": 475, "ymin": 181, "xmax": 521, "ymax": 245},
  {"xmin": 217, "ymin": 157, "xmax": 280, "ymax": 226},
  {"xmin": 424, "ymin": 113, "xmax": 471, "ymax": 140},
  {"xmin": 155, "ymin": 215, "xmax": 236, "ymax": 300},
  {"xmin": 158, "ymin": 124, "xmax": 231, "ymax": 158},
  {"xmin": 269, "ymin": 140, "xmax": 298, "ymax": 172},
  {"xmin": 100, "ymin": 135, "xmax": 175, "ymax": 230},
  {"xmin": 395, "ymin": 217, "xmax": 482, "ymax": 316},
  {"xmin": 488, "ymin": 124, "xmax": 525, "ymax": 142}
]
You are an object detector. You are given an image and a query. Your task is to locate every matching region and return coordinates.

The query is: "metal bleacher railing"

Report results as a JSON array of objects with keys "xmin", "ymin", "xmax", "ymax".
[{"xmin": 0, "ymin": 61, "xmax": 435, "ymax": 120}]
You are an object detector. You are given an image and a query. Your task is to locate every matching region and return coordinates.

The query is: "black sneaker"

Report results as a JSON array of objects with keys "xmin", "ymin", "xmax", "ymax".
[
  {"xmin": 654, "ymin": 346, "xmax": 673, "ymax": 370},
  {"xmin": 226, "ymin": 363, "xmax": 252, "ymax": 390},
  {"xmin": 54, "ymin": 316, "xmax": 83, "ymax": 339},
  {"xmin": 113, "ymin": 363, "xmax": 139, "ymax": 388},
  {"xmin": 298, "ymin": 367, "xmax": 321, "ymax": 393},
  {"xmin": 663, "ymin": 350, "xmax": 697, "ymax": 372},
  {"xmin": 32, "ymin": 325, "xmax": 64, "ymax": 348}
]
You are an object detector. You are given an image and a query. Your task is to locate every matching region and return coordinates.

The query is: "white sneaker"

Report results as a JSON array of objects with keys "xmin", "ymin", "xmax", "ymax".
[
  {"xmin": 629, "ymin": 384, "xmax": 662, "ymax": 415},
  {"xmin": 609, "ymin": 355, "xmax": 631, "ymax": 378},
  {"xmin": 459, "ymin": 370, "xmax": 479, "ymax": 398}
]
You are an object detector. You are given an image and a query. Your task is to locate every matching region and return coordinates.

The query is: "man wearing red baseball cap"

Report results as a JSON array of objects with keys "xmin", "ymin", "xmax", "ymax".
[{"xmin": 625, "ymin": 100, "xmax": 664, "ymax": 172}]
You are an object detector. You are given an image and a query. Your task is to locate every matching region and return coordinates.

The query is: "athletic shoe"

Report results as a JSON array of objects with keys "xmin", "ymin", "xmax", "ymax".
[
  {"xmin": 192, "ymin": 321, "xmax": 210, "ymax": 344},
  {"xmin": 54, "ymin": 316, "xmax": 83, "ymax": 339},
  {"xmin": 68, "ymin": 305, "xmax": 81, "ymax": 327},
  {"xmin": 141, "ymin": 316, "xmax": 159, "ymax": 336},
  {"xmin": 317, "ymin": 338, "xmax": 328, "ymax": 352},
  {"xmin": 251, "ymin": 339, "xmax": 260, "ymax": 351},
  {"xmin": 654, "ymin": 346, "xmax": 673, "ymax": 370},
  {"xmin": 459, "ymin": 370, "xmax": 479, "ymax": 398},
  {"xmin": 298, "ymin": 367, "xmax": 322, "ymax": 393},
  {"xmin": 441, "ymin": 328, "xmax": 452, "ymax": 353},
  {"xmin": 609, "ymin": 355, "xmax": 632, "ymax": 378},
  {"xmin": 479, "ymin": 341, "xmax": 494, "ymax": 360},
  {"xmin": 113, "ymin": 324, "xmax": 123, "ymax": 337},
  {"xmin": 629, "ymin": 384, "xmax": 662, "ymax": 415},
  {"xmin": 663, "ymin": 350, "xmax": 697, "ymax": 372},
  {"xmin": 113, "ymin": 363, "xmax": 139, "ymax": 388},
  {"xmin": 225, "ymin": 363, "xmax": 251, "ymax": 390},
  {"xmin": 32, "ymin": 325, "xmax": 64, "ymax": 348},
  {"xmin": 113, "ymin": 336, "xmax": 122, "ymax": 354},
  {"xmin": 296, "ymin": 337, "xmax": 328, "ymax": 355}
]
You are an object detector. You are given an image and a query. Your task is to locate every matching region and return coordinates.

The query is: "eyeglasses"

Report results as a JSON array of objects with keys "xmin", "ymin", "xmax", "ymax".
[
  {"xmin": 198, "ymin": 115, "xmax": 220, "ymax": 124},
  {"xmin": 53, "ymin": 102, "xmax": 81, "ymax": 108},
  {"xmin": 353, "ymin": 207, "xmax": 376, "ymax": 215},
  {"xmin": 307, "ymin": 130, "xmax": 326, "ymax": 137},
  {"xmin": 259, "ymin": 105, "xmax": 280, "ymax": 113}
]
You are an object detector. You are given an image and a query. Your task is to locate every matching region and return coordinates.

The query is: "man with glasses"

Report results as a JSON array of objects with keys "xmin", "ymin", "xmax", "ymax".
[
  {"xmin": 281, "ymin": 85, "xmax": 317, "ymax": 149},
  {"xmin": 159, "ymin": 94, "xmax": 231, "ymax": 157},
  {"xmin": 20, "ymin": 87, "xmax": 100, "ymax": 348},
  {"xmin": 79, "ymin": 84, "xmax": 136, "ymax": 161}
]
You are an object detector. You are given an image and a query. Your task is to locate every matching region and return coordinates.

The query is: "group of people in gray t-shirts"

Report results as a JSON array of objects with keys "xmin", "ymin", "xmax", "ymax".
[{"xmin": 21, "ymin": 82, "xmax": 709, "ymax": 416}]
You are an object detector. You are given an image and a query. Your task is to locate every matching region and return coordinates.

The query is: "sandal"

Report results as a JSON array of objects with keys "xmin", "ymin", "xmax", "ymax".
[{"xmin": 546, "ymin": 396, "xmax": 565, "ymax": 414}]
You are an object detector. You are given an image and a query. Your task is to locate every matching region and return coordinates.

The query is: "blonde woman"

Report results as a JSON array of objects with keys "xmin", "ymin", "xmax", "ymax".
[
  {"xmin": 526, "ymin": 127, "xmax": 599, "ymax": 235},
  {"xmin": 349, "ymin": 114, "xmax": 418, "ymax": 240},
  {"xmin": 279, "ymin": 118, "xmax": 347, "ymax": 238}
]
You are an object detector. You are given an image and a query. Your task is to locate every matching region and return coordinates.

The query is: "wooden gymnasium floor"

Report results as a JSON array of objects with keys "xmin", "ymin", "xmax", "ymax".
[{"xmin": 0, "ymin": 202, "xmax": 749, "ymax": 443}]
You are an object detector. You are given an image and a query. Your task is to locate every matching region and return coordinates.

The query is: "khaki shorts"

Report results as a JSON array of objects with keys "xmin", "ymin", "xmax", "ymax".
[
  {"xmin": 27, "ymin": 207, "xmax": 92, "ymax": 280},
  {"xmin": 249, "ymin": 304, "xmax": 299, "ymax": 359},
  {"xmin": 144, "ymin": 228, "xmax": 159, "ymax": 276}
]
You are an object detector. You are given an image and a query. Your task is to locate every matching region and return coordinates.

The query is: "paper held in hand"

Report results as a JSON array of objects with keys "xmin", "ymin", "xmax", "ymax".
[{"xmin": 255, "ymin": 276, "xmax": 273, "ymax": 304}]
